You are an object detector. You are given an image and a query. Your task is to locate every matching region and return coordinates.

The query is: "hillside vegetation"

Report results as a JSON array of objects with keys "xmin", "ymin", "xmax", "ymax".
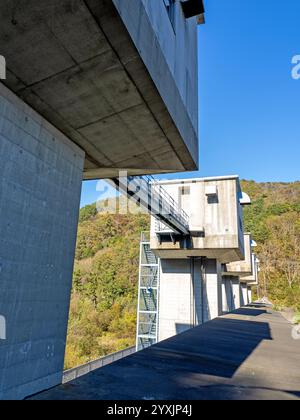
[
  {"xmin": 65, "ymin": 181, "xmax": 300, "ymax": 369},
  {"xmin": 241, "ymin": 181, "xmax": 300, "ymax": 310},
  {"xmin": 64, "ymin": 200, "xmax": 149, "ymax": 369}
]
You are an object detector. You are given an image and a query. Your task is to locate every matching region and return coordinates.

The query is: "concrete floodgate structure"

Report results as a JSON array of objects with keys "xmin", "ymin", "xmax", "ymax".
[{"xmin": 0, "ymin": 0, "xmax": 203, "ymax": 400}]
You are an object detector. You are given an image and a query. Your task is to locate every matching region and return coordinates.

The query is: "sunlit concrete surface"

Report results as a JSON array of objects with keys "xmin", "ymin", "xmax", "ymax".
[{"xmin": 29, "ymin": 305, "xmax": 300, "ymax": 400}]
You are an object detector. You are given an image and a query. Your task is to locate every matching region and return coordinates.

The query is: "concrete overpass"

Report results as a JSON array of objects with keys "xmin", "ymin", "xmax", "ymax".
[{"xmin": 0, "ymin": 1, "xmax": 203, "ymax": 399}]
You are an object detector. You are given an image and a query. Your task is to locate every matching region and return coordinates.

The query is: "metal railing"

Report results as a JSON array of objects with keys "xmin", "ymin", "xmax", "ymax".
[
  {"xmin": 155, "ymin": 220, "xmax": 174, "ymax": 233},
  {"xmin": 144, "ymin": 176, "xmax": 189, "ymax": 230},
  {"xmin": 141, "ymin": 231, "xmax": 150, "ymax": 243},
  {"xmin": 114, "ymin": 175, "xmax": 190, "ymax": 235}
]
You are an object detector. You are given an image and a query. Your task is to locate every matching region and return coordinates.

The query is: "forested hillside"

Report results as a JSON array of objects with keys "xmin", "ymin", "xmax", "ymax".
[
  {"xmin": 241, "ymin": 181, "xmax": 300, "ymax": 310},
  {"xmin": 64, "ymin": 200, "xmax": 150, "ymax": 369},
  {"xmin": 65, "ymin": 181, "xmax": 300, "ymax": 369}
]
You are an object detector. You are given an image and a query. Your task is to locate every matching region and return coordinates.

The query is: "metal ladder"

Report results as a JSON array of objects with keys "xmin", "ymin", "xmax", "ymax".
[{"xmin": 136, "ymin": 232, "xmax": 160, "ymax": 351}]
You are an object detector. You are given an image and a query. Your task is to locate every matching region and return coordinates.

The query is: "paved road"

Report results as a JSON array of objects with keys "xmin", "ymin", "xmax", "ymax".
[{"xmin": 30, "ymin": 305, "xmax": 300, "ymax": 400}]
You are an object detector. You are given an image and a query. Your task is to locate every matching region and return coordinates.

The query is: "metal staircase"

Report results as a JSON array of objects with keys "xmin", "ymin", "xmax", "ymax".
[
  {"xmin": 112, "ymin": 175, "xmax": 190, "ymax": 236},
  {"xmin": 111, "ymin": 174, "xmax": 189, "ymax": 350},
  {"xmin": 136, "ymin": 232, "xmax": 160, "ymax": 351}
]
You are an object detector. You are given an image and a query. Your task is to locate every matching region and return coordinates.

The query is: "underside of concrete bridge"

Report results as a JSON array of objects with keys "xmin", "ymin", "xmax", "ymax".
[
  {"xmin": 0, "ymin": 0, "xmax": 199, "ymax": 179},
  {"xmin": 29, "ymin": 305, "xmax": 300, "ymax": 401}
]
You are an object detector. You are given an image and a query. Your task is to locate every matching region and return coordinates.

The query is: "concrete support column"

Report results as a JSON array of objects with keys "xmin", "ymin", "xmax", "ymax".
[
  {"xmin": 0, "ymin": 84, "xmax": 84, "ymax": 400},
  {"xmin": 247, "ymin": 287, "xmax": 253, "ymax": 304},
  {"xmin": 240, "ymin": 283, "xmax": 249, "ymax": 306},
  {"xmin": 158, "ymin": 259, "xmax": 203, "ymax": 342},
  {"xmin": 202, "ymin": 259, "xmax": 222, "ymax": 323},
  {"xmin": 222, "ymin": 278, "xmax": 234, "ymax": 314},
  {"xmin": 231, "ymin": 277, "xmax": 241, "ymax": 310}
]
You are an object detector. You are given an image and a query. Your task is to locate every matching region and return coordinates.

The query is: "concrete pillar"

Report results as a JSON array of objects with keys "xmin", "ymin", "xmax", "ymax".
[
  {"xmin": 222, "ymin": 278, "xmax": 234, "ymax": 314},
  {"xmin": 231, "ymin": 277, "xmax": 241, "ymax": 310},
  {"xmin": 247, "ymin": 287, "xmax": 252, "ymax": 304},
  {"xmin": 0, "ymin": 84, "xmax": 84, "ymax": 400},
  {"xmin": 158, "ymin": 258, "xmax": 223, "ymax": 341},
  {"xmin": 158, "ymin": 259, "xmax": 203, "ymax": 342},
  {"xmin": 202, "ymin": 259, "xmax": 222, "ymax": 323},
  {"xmin": 240, "ymin": 283, "xmax": 249, "ymax": 306}
]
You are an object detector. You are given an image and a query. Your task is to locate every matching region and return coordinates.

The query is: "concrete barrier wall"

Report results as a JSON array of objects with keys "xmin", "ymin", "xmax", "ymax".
[{"xmin": 63, "ymin": 347, "xmax": 136, "ymax": 383}]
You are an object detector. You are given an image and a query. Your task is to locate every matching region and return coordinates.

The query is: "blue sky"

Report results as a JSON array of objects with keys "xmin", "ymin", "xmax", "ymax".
[{"xmin": 80, "ymin": 0, "xmax": 300, "ymax": 208}]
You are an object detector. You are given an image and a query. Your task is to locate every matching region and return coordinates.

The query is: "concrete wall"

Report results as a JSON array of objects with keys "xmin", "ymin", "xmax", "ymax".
[
  {"xmin": 158, "ymin": 257, "xmax": 223, "ymax": 341},
  {"xmin": 0, "ymin": 83, "xmax": 84, "ymax": 400},
  {"xmin": 158, "ymin": 259, "xmax": 203, "ymax": 341}
]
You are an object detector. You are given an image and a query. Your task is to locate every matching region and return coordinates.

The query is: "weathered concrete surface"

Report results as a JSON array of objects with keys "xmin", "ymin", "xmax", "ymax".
[
  {"xmin": 231, "ymin": 277, "xmax": 241, "ymax": 310},
  {"xmin": 158, "ymin": 258, "xmax": 223, "ymax": 342},
  {"xmin": 224, "ymin": 234, "xmax": 253, "ymax": 277},
  {"xmin": 222, "ymin": 278, "xmax": 234, "ymax": 313},
  {"xmin": 29, "ymin": 305, "xmax": 300, "ymax": 400},
  {"xmin": 247, "ymin": 287, "xmax": 253, "ymax": 304},
  {"xmin": 240, "ymin": 283, "xmax": 249, "ymax": 307},
  {"xmin": 0, "ymin": 0, "xmax": 199, "ymax": 179},
  {"xmin": 243, "ymin": 253, "xmax": 259, "ymax": 285},
  {"xmin": 150, "ymin": 176, "xmax": 245, "ymax": 263},
  {"xmin": 159, "ymin": 259, "xmax": 203, "ymax": 342},
  {"xmin": 0, "ymin": 83, "xmax": 84, "ymax": 400},
  {"xmin": 202, "ymin": 260, "xmax": 222, "ymax": 323}
]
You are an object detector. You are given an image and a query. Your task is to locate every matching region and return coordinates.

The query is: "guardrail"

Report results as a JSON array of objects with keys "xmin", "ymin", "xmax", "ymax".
[
  {"xmin": 63, "ymin": 346, "xmax": 136, "ymax": 383},
  {"xmin": 144, "ymin": 175, "xmax": 189, "ymax": 229},
  {"xmin": 113, "ymin": 175, "xmax": 190, "ymax": 235}
]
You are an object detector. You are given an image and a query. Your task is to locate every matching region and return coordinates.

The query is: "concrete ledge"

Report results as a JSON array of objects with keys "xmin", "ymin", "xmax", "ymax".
[{"xmin": 63, "ymin": 347, "xmax": 136, "ymax": 383}]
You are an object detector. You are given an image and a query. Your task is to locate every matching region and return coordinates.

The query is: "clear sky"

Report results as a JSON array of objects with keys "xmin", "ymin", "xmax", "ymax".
[{"xmin": 80, "ymin": 0, "xmax": 300, "ymax": 208}]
